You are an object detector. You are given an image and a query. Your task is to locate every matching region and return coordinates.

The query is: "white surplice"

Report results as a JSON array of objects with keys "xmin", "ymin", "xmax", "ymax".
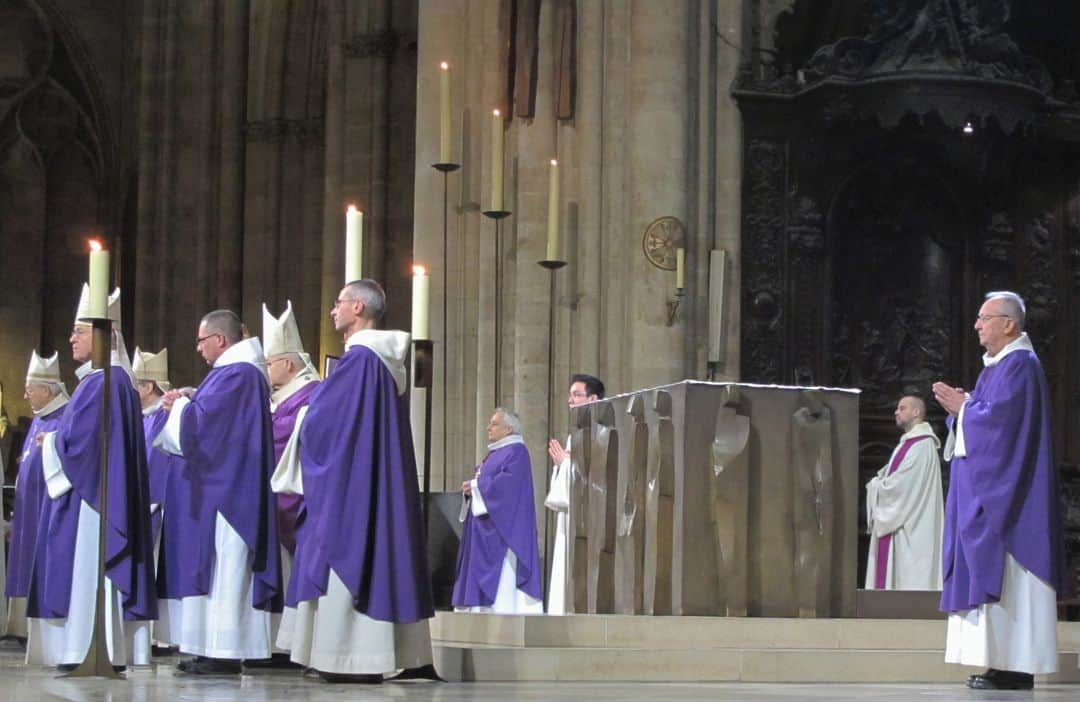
[
  {"xmin": 942, "ymin": 333, "xmax": 1058, "ymax": 675},
  {"xmin": 153, "ymin": 337, "xmax": 272, "ymax": 660},
  {"xmin": 271, "ymin": 329, "xmax": 433, "ymax": 674},
  {"xmin": 544, "ymin": 435, "xmax": 572, "ymax": 615},
  {"xmin": 864, "ymin": 422, "xmax": 944, "ymax": 590}
]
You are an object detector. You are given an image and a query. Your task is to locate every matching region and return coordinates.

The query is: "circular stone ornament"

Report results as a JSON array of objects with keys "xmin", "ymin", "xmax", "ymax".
[{"xmin": 642, "ymin": 216, "xmax": 687, "ymax": 271}]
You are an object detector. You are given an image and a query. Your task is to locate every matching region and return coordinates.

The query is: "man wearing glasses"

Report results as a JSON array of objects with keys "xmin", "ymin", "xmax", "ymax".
[
  {"xmin": 155, "ymin": 309, "xmax": 282, "ymax": 675},
  {"xmin": 932, "ymin": 291, "xmax": 1064, "ymax": 690},
  {"xmin": 545, "ymin": 373, "xmax": 605, "ymax": 615}
]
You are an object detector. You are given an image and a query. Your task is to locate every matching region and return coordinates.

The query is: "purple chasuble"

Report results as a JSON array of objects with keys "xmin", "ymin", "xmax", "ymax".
[
  {"xmin": 452, "ymin": 442, "xmax": 543, "ymax": 607},
  {"xmin": 26, "ymin": 367, "xmax": 158, "ymax": 621},
  {"xmin": 874, "ymin": 435, "xmax": 931, "ymax": 590},
  {"xmin": 143, "ymin": 409, "xmax": 169, "ymax": 539},
  {"xmin": 178, "ymin": 361, "xmax": 282, "ymax": 612},
  {"xmin": 5, "ymin": 406, "xmax": 65, "ymax": 598},
  {"xmin": 940, "ymin": 347, "xmax": 1065, "ymax": 613},
  {"xmin": 143, "ymin": 407, "xmax": 197, "ymax": 599},
  {"xmin": 272, "ymin": 380, "xmax": 317, "ymax": 554},
  {"xmin": 288, "ymin": 344, "xmax": 433, "ymax": 624}
]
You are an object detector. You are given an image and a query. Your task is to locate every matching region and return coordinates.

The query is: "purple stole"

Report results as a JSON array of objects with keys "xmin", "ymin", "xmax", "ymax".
[
  {"xmin": 874, "ymin": 435, "xmax": 931, "ymax": 589},
  {"xmin": 271, "ymin": 380, "xmax": 317, "ymax": 554}
]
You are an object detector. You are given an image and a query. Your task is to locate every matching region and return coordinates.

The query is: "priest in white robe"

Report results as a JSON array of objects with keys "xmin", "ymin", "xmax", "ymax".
[
  {"xmin": 864, "ymin": 395, "xmax": 944, "ymax": 590},
  {"xmin": 545, "ymin": 374, "xmax": 605, "ymax": 615}
]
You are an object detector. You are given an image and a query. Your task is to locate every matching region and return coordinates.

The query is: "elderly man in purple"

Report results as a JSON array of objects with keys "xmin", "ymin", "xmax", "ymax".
[
  {"xmin": 5, "ymin": 352, "xmax": 69, "ymax": 642},
  {"xmin": 272, "ymin": 279, "xmax": 433, "ymax": 683},
  {"xmin": 155, "ymin": 309, "xmax": 282, "ymax": 676},
  {"xmin": 132, "ymin": 347, "xmax": 174, "ymax": 547},
  {"xmin": 253, "ymin": 300, "xmax": 319, "ymax": 669},
  {"xmin": 933, "ymin": 291, "xmax": 1065, "ymax": 690},
  {"xmin": 453, "ymin": 407, "xmax": 543, "ymax": 614},
  {"xmin": 27, "ymin": 286, "xmax": 157, "ymax": 669}
]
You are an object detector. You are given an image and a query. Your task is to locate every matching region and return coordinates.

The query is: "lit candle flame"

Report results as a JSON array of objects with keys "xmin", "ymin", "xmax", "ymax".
[
  {"xmin": 347, "ymin": 204, "xmax": 361, "ymax": 214},
  {"xmin": 550, "ymin": 159, "xmax": 558, "ymax": 166},
  {"xmin": 413, "ymin": 265, "xmax": 427, "ymax": 276},
  {"xmin": 88, "ymin": 239, "xmax": 103, "ymax": 252},
  {"xmin": 440, "ymin": 61, "xmax": 449, "ymax": 71},
  {"xmin": 493, "ymin": 109, "xmax": 500, "ymax": 117}
]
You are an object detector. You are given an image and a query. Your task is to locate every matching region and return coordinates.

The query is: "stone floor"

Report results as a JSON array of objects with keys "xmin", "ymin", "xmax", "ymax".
[{"xmin": 2, "ymin": 649, "xmax": 1080, "ymax": 702}]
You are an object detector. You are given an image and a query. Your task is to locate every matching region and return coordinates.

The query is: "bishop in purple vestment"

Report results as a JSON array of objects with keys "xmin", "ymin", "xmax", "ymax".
[
  {"xmin": 5, "ymin": 353, "xmax": 69, "ymax": 614},
  {"xmin": 453, "ymin": 408, "xmax": 543, "ymax": 612},
  {"xmin": 272, "ymin": 280, "xmax": 433, "ymax": 681},
  {"xmin": 933, "ymin": 291, "xmax": 1065, "ymax": 690},
  {"xmin": 156, "ymin": 309, "xmax": 281, "ymax": 675},
  {"xmin": 27, "ymin": 289, "xmax": 158, "ymax": 667}
]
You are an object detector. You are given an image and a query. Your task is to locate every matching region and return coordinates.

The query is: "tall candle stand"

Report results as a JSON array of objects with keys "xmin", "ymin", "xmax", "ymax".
[
  {"xmin": 432, "ymin": 161, "xmax": 459, "ymax": 489},
  {"xmin": 412, "ymin": 339, "xmax": 435, "ymax": 539},
  {"xmin": 67, "ymin": 317, "xmax": 121, "ymax": 679},
  {"xmin": 538, "ymin": 257, "xmax": 567, "ymax": 605},
  {"xmin": 482, "ymin": 208, "xmax": 511, "ymax": 405}
]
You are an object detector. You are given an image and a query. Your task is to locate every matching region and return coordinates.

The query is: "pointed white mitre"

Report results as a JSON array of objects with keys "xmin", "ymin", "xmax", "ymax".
[
  {"xmin": 75, "ymin": 284, "xmax": 121, "ymax": 327},
  {"xmin": 133, "ymin": 346, "xmax": 172, "ymax": 391},
  {"xmin": 262, "ymin": 300, "xmax": 306, "ymax": 358},
  {"xmin": 26, "ymin": 350, "xmax": 62, "ymax": 384}
]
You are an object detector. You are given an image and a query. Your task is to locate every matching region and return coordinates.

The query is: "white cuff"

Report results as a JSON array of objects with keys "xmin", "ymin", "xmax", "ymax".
[
  {"xmin": 271, "ymin": 406, "xmax": 307, "ymax": 495},
  {"xmin": 154, "ymin": 396, "xmax": 190, "ymax": 455},
  {"xmin": 952, "ymin": 399, "xmax": 969, "ymax": 458},
  {"xmin": 470, "ymin": 479, "xmax": 489, "ymax": 516},
  {"xmin": 41, "ymin": 432, "xmax": 73, "ymax": 499}
]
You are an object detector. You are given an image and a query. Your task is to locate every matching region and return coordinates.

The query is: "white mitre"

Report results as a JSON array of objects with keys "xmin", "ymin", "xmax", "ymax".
[
  {"xmin": 26, "ymin": 350, "xmax": 63, "ymax": 384},
  {"xmin": 262, "ymin": 300, "xmax": 318, "ymax": 374},
  {"xmin": 133, "ymin": 346, "xmax": 172, "ymax": 391},
  {"xmin": 75, "ymin": 284, "xmax": 121, "ymax": 327}
]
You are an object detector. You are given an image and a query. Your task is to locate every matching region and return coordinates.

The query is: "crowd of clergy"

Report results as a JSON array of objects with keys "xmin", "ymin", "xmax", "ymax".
[{"xmin": 0, "ymin": 282, "xmax": 1072, "ymax": 690}]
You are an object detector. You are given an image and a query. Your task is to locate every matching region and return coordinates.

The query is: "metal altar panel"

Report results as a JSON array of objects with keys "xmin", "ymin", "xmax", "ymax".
[{"xmin": 566, "ymin": 380, "xmax": 859, "ymax": 617}]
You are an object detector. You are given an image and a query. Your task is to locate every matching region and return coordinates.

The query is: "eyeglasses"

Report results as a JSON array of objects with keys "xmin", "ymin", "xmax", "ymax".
[
  {"xmin": 975, "ymin": 314, "xmax": 1011, "ymax": 323},
  {"xmin": 568, "ymin": 391, "xmax": 590, "ymax": 399},
  {"xmin": 195, "ymin": 332, "xmax": 222, "ymax": 348},
  {"xmin": 333, "ymin": 297, "xmax": 358, "ymax": 308}
]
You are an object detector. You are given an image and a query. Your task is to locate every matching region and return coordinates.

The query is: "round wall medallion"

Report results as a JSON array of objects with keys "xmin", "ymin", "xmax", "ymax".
[{"xmin": 642, "ymin": 216, "xmax": 686, "ymax": 270}]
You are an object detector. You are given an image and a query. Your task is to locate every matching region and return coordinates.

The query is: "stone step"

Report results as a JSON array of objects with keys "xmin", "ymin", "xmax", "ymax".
[
  {"xmin": 432, "ymin": 644, "xmax": 1080, "ymax": 683},
  {"xmin": 432, "ymin": 612, "xmax": 1080, "ymax": 652}
]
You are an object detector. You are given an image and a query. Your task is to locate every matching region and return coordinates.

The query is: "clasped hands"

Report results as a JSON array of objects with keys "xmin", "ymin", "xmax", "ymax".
[
  {"xmin": 932, "ymin": 381, "xmax": 966, "ymax": 416},
  {"xmin": 161, "ymin": 387, "xmax": 196, "ymax": 411}
]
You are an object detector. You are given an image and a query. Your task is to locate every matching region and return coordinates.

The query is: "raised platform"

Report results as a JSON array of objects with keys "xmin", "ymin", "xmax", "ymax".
[{"xmin": 431, "ymin": 612, "xmax": 1080, "ymax": 683}]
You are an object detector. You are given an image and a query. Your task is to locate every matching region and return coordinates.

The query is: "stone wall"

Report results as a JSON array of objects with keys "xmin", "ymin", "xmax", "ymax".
[{"xmin": 411, "ymin": 0, "xmax": 744, "ymax": 552}]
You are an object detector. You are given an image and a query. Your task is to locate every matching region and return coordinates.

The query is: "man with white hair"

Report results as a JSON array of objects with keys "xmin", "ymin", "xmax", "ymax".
[
  {"xmin": 4, "ymin": 353, "xmax": 69, "ymax": 642},
  {"xmin": 864, "ymin": 395, "xmax": 944, "ymax": 590},
  {"xmin": 453, "ymin": 407, "xmax": 543, "ymax": 614},
  {"xmin": 933, "ymin": 291, "xmax": 1065, "ymax": 690},
  {"xmin": 155, "ymin": 309, "xmax": 282, "ymax": 675},
  {"xmin": 27, "ymin": 286, "xmax": 157, "ymax": 669}
]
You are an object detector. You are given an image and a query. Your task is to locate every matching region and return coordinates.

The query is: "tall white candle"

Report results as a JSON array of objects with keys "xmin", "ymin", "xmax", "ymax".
[
  {"xmin": 439, "ymin": 62, "xmax": 451, "ymax": 164},
  {"xmin": 546, "ymin": 159, "xmax": 559, "ymax": 261},
  {"xmin": 676, "ymin": 247, "xmax": 685, "ymax": 289},
  {"xmin": 87, "ymin": 240, "xmax": 108, "ymax": 319},
  {"xmin": 412, "ymin": 265, "xmax": 430, "ymax": 340},
  {"xmin": 490, "ymin": 109, "xmax": 504, "ymax": 211},
  {"xmin": 345, "ymin": 205, "xmax": 363, "ymax": 282}
]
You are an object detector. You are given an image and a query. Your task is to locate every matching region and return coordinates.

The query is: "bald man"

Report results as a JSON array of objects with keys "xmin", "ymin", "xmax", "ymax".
[{"xmin": 864, "ymin": 395, "xmax": 944, "ymax": 591}]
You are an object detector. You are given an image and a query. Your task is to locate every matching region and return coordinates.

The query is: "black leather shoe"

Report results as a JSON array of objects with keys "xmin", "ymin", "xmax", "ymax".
[
  {"xmin": 243, "ymin": 653, "xmax": 302, "ymax": 672},
  {"xmin": 388, "ymin": 663, "xmax": 443, "ymax": 681},
  {"xmin": 967, "ymin": 668, "xmax": 1034, "ymax": 690},
  {"xmin": 318, "ymin": 671, "xmax": 383, "ymax": 684},
  {"xmin": 176, "ymin": 657, "xmax": 242, "ymax": 675},
  {"xmin": 56, "ymin": 664, "xmax": 77, "ymax": 673}
]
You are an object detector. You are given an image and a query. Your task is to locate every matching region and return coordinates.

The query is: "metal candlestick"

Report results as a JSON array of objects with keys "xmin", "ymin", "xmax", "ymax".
[
  {"xmin": 412, "ymin": 339, "xmax": 435, "ymax": 539},
  {"xmin": 432, "ymin": 162, "xmax": 460, "ymax": 491},
  {"xmin": 67, "ymin": 317, "xmax": 121, "ymax": 679},
  {"xmin": 482, "ymin": 209, "xmax": 511, "ymax": 405},
  {"xmin": 537, "ymin": 258, "xmax": 567, "ymax": 606}
]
